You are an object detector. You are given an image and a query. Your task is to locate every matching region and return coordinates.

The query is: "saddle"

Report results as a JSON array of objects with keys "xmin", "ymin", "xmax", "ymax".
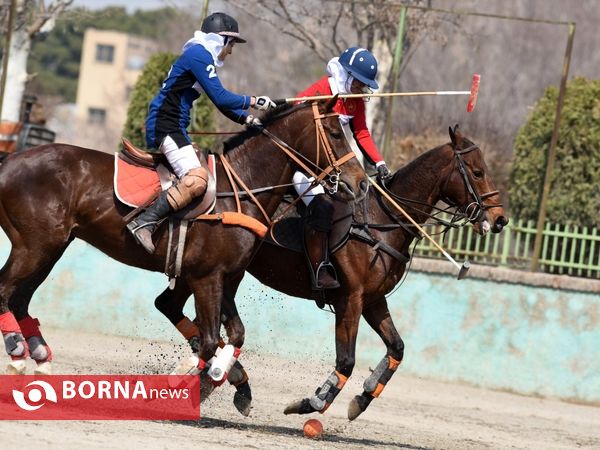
[
  {"xmin": 114, "ymin": 138, "xmax": 217, "ymax": 219},
  {"xmin": 114, "ymin": 139, "xmax": 219, "ymax": 285},
  {"xmin": 265, "ymin": 199, "xmax": 353, "ymax": 254}
]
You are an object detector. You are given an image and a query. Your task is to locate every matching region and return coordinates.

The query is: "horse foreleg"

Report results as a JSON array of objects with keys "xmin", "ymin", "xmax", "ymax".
[
  {"xmin": 221, "ymin": 278, "xmax": 252, "ymax": 416},
  {"xmin": 188, "ymin": 274, "xmax": 223, "ymax": 370},
  {"xmin": 348, "ymin": 296, "xmax": 404, "ymax": 421},
  {"xmin": 284, "ymin": 293, "xmax": 362, "ymax": 415}
]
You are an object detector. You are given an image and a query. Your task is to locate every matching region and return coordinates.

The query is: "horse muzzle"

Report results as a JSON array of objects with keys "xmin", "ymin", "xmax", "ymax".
[{"xmin": 336, "ymin": 174, "xmax": 369, "ymax": 203}]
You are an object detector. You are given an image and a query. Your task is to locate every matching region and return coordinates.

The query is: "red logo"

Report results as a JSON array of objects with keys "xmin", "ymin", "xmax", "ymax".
[{"xmin": 0, "ymin": 375, "xmax": 200, "ymax": 420}]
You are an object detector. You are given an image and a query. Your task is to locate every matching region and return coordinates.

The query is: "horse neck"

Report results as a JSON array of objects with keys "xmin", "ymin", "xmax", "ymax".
[
  {"xmin": 222, "ymin": 117, "xmax": 298, "ymax": 217},
  {"xmin": 386, "ymin": 144, "xmax": 454, "ymax": 224}
]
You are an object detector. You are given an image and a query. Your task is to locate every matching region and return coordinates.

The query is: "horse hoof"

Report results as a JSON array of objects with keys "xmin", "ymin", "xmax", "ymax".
[
  {"xmin": 6, "ymin": 360, "xmax": 27, "ymax": 375},
  {"xmin": 34, "ymin": 361, "xmax": 52, "ymax": 375},
  {"xmin": 170, "ymin": 355, "xmax": 200, "ymax": 376},
  {"xmin": 233, "ymin": 391, "xmax": 252, "ymax": 417},
  {"xmin": 283, "ymin": 398, "xmax": 314, "ymax": 415},
  {"xmin": 233, "ymin": 382, "xmax": 252, "ymax": 416},
  {"xmin": 199, "ymin": 372, "xmax": 215, "ymax": 402},
  {"xmin": 348, "ymin": 394, "xmax": 370, "ymax": 421}
]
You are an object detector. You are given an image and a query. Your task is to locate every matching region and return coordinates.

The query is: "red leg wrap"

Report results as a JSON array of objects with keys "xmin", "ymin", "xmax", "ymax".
[
  {"xmin": 17, "ymin": 315, "xmax": 41, "ymax": 337},
  {"xmin": 18, "ymin": 315, "xmax": 51, "ymax": 362},
  {"xmin": 0, "ymin": 311, "xmax": 21, "ymax": 334},
  {"xmin": 1, "ymin": 311, "xmax": 30, "ymax": 359}
]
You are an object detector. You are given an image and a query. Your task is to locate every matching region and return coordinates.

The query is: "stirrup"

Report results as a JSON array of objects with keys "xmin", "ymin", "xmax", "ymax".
[
  {"xmin": 314, "ymin": 261, "xmax": 340, "ymax": 290},
  {"xmin": 127, "ymin": 220, "xmax": 158, "ymax": 253}
]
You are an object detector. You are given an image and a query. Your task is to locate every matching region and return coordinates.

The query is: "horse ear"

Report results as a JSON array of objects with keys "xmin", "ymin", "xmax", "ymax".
[
  {"xmin": 449, "ymin": 126, "xmax": 457, "ymax": 146},
  {"xmin": 324, "ymin": 94, "xmax": 339, "ymax": 113}
]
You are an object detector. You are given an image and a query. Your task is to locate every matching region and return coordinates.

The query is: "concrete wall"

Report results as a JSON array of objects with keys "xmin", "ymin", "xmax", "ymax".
[{"xmin": 1, "ymin": 236, "xmax": 599, "ymax": 404}]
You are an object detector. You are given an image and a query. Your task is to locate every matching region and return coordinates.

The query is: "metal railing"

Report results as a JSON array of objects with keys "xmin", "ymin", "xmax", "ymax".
[{"xmin": 415, "ymin": 217, "xmax": 600, "ymax": 279}]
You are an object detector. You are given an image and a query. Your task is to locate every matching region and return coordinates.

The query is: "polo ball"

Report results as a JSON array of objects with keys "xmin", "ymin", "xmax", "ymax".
[{"xmin": 303, "ymin": 418, "xmax": 323, "ymax": 439}]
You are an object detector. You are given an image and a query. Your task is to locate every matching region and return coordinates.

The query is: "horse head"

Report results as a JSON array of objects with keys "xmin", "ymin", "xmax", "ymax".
[{"xmin": 442, "ymin": 125, "xmax": 508, "ymax": 234}]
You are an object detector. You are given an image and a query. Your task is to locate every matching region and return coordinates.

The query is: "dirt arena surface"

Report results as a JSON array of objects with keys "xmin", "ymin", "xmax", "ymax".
[{"xmin": 1, "ymin": 328, "xmax": 599, "ymax": 450}]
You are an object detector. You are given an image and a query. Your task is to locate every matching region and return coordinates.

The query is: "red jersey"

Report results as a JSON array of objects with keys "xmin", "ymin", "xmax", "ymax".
[{"xmin": 297, "ymin": 76, "xmax": 384, "ymax": 165}]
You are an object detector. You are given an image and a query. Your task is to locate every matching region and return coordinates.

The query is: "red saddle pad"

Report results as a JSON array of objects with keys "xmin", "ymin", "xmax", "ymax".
[{"xmin": 114, "ymin": 154, "xmax": 162, "ymax": 207}]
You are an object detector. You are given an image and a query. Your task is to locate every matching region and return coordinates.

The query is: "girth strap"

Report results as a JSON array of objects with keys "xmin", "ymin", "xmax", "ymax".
[{"xmin": 349, "ymin": 227, "xmax": 409, "ymax": 263}]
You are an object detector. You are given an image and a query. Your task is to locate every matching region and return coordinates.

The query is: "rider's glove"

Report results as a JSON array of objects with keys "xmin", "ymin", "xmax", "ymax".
[
  {"xmin": 252, "ymin": 95, "xmax": 276, "ymax": 111},
  {"xmin": 245, "ymin": 114, "xmax": 263, "ymax": 128},
  {"xmin": 376, "ymin": 162, "xmax": 392, "ymax": 182}
]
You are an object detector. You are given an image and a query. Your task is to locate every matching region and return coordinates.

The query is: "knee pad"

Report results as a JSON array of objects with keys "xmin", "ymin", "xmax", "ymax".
[
  {"xmin": 27, "ymin": 336, "xmax": 51, "ymax": 362},
  {"xmin": 166, "ymin": 167, "xmax": 209, "ymax": 210},
  {"xmin": 306, "ymin": 195, "xmax": 334, "ymax": 232},
  {"xmin": 3, "ymin": 332, "xmax": 29, "ymax": 358}
]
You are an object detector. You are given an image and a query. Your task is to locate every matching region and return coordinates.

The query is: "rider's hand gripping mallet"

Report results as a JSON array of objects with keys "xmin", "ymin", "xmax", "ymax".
[{"xmin": 369, "ymin": 178, "xmax": 470, "ymax": 280}]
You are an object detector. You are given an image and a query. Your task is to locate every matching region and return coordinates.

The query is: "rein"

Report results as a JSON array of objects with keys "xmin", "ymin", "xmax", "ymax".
[
  {"xmin": 369, "ymin": 142, "xmax": 501, "ymax": 235},
  {"xmin": 203, "ymin": 101, "xmax": 357, "ymax": 227}
]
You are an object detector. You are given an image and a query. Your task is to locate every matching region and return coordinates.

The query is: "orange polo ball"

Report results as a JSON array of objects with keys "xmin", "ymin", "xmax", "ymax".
[{"xmin": 303, "ymin": 418, "xmax": 323, "ymax": 439}]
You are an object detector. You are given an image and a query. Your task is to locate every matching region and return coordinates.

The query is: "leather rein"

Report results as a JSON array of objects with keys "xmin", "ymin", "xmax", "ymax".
[{"xmin": 217, "ymin": 101, "xmax": 356, "ymax": 225}]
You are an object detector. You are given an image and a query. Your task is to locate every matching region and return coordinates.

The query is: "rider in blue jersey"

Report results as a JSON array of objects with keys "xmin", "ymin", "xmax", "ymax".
[{"xmin": 127, "ymin": 12, "xmax": 275, "ymax": 254}]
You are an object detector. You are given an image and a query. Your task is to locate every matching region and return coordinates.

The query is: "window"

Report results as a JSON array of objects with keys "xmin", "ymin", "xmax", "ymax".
[
  {"xmin": 96, "ymin": 44, "xmax": 114, "ymax": 63},
  {"xmin": 88, "ymin": 108, "xmax": 106, "ymax": 124},
  {"xmin": 127, "ymin": 55, "xmax": 146, "ymax": 70}
]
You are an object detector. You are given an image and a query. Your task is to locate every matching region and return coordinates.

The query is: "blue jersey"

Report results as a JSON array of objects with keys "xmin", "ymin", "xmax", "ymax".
[{"xmin": 145, "ymin": 44, "xmax": 251, "ymax": 149}]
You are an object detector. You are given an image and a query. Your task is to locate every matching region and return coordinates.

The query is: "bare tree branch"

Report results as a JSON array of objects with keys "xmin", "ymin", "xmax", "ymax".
[{"xmin": 27, "ymin": 0, "xmax": 73, "ymax": 37}]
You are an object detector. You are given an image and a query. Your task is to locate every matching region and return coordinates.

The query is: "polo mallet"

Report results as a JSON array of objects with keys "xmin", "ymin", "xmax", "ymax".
[
  {"xmin": 274, "ymin": 74, "xmax": 481, "ymax": 113},
  {"xmin": 369, "ymin": 178, "xmax": 470, "ymax": 280}
]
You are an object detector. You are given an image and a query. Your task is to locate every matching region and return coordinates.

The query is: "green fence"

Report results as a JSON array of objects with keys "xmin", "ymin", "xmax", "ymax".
[{"xmin": 415, "ymin": 218, "xmax": 600, "ymax": 279}]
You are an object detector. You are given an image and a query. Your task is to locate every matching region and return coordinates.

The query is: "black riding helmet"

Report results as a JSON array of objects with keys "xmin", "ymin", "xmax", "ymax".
[{"xmin": 201, "ymin": 12, "xmax": 247, "ymax": 43}]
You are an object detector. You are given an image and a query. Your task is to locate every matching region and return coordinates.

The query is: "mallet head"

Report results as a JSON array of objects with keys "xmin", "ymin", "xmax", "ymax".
[
  {"xmin": 457, "ymin": 260, "xmax": 471, "ymax": 280},
  {"xmin": 466, "ymin": 74, "xmax": 480, "ymax": 113}
]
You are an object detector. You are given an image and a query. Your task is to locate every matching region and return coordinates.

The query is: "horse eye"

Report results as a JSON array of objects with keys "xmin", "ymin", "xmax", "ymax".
[
  {"xmin": 330, "ymin": 131, "xmax": 342, "ymax": 140},
  {"xmin": 473, "ymin": 170, "xmax": 484, "ymax": 178}
]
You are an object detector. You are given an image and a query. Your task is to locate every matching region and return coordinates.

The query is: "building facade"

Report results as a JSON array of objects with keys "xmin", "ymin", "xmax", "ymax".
[{"xmin": 75, "ymin": 29, "xmax": 156, "ymax": 148}]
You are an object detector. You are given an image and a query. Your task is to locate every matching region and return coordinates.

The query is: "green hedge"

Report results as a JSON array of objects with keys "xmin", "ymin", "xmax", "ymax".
[
  {"xmin": 122, "ymin": 52, "xmax": 215, "ymax": 151},
  {"xmin": 509, "ymin": 77, "xmax": 600, "ymax": 228}
]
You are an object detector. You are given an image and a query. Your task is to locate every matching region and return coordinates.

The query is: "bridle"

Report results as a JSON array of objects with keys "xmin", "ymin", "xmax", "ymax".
[
  {"xmin": 218, "ymin": 101, "xmax": 358, "ymax": 225},
  {"xmin": 262, "ymin": 101, "xmax": 356, "ymax": 196},
  {"xmin": 440, "ymin": 143, "xmax": 502, "ymax": 224}
]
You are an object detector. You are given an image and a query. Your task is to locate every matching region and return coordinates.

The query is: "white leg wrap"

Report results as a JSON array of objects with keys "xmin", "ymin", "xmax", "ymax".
[{"xmin": 207, "ymin": 344, "xmax": 240, "ymax": 385}]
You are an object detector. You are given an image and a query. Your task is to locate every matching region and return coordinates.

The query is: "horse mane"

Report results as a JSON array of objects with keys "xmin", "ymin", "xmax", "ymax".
[
  {"xmin": 222, "ymin": 103, "xmax": 307, "ymax": 152},
  {"xmin": 389, "ymin": 133, "xmax": 477, "ymax": 183}
]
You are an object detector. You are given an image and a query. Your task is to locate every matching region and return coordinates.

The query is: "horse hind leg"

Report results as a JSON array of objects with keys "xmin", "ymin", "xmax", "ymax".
[{"xmin": 0, "ymin": 241, "xmax": 70, "ymax": 375}]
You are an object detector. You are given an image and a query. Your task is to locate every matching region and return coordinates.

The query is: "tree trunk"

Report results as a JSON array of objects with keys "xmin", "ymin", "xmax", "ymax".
[
  {"xmin": 1, "ymin": 26, "xmax": 30, "ymax": 121},
  {"xmin": 366, "ymin": 40, "xmax": 392, "ymax": 142}
]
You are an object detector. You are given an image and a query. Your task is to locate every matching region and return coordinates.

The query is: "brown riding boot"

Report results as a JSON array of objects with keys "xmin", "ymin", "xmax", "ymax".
[{"xmin": 304, "ymin": 226, "xmax": 340, "ymax": 290}]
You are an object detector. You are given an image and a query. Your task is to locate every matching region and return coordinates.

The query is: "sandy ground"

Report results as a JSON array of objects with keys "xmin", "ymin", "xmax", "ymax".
[{"xmin": 1, "ymin": 328, "xmax": 599, "ymax": 450}]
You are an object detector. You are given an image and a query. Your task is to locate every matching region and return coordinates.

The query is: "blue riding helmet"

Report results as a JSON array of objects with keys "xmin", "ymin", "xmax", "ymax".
[{"xmin": 338, "ymin": 47, "xmax": 379, "ymax": 90}]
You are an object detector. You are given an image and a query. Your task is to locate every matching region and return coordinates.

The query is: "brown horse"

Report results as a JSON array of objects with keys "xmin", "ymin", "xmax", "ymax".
[
  {"xmin": 0, "ymin": 101, "xmax": 368, "ymax": 376},
  {"xmin": 171, "ymin": 125, "xmax": 508, "ymax": 418}
]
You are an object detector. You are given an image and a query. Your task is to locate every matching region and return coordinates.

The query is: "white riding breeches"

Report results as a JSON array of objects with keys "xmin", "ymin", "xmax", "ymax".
[
  {"xmin": 160, "ymin": 135, "xmax": 201, "ymax": 179},
  {"xmin": 293, "ymin": 171, "xmax": 325, "ymax": 206}
]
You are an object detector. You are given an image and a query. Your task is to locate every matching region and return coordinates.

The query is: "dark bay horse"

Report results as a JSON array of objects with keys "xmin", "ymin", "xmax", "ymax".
[
  {"xmin": 0, "ymin": 101, "xmax": 367, "ymax": 375},
  {"xmin": 182, "ymin": 126, "xmax": 508, "ymax": 418}
]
